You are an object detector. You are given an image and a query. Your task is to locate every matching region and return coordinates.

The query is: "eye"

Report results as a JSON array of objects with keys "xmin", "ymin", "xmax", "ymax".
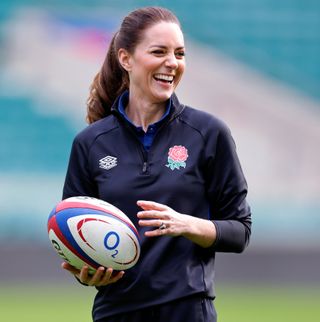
[
  {"xmin": 151, "ymin": 49, "xmax": 165, "ymax": 55},
  {"xmin": 175, "ymin": 51, "xmax": 185, "ymax": 59}
]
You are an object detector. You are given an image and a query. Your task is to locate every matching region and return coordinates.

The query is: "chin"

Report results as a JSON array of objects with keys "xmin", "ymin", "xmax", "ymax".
[{"xmin": 152, "ymin": 90, "xmax": 174, "ymax": 102}]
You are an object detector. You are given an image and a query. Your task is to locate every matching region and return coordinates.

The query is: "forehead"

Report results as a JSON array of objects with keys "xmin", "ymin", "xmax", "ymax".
[{"xmin": 139, "ymin": 22, "xmax": 184, "ymax": 48}]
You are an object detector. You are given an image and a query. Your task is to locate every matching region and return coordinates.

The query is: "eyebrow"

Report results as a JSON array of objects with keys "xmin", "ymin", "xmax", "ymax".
[{"xmin": 150, "ymin": 45, "xmax": 185, "ymax": 50}]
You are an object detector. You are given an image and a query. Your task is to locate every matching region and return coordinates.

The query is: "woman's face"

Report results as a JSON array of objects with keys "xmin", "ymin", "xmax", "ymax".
[{"xmin": 120, "ymin": 21, "xmax": 185, "ymax": 104}]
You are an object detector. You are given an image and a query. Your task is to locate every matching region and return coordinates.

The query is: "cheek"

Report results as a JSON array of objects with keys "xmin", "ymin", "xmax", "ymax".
[
  {"xmin": 175, "ymin": 64, "xmax": 185, "ymax": 85},
  {"xmin": 179, "ymin": 61, "xmax": 186, "ymax": 75}
]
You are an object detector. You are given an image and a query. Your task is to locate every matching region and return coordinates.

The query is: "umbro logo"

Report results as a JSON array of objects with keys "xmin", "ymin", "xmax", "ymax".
[{"xmin": 99, "ymin": 156, "xmax": 118, "ymax": 170}]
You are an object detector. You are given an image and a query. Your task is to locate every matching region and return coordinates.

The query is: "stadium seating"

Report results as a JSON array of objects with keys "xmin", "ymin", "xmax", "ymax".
[{"xmin": 0, "ymin": 97, "xmax": 75, "ymax": 172}]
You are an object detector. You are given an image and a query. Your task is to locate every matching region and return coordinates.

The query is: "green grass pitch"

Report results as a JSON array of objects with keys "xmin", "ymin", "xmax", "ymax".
[{"xmin": 1, "ymin": 284, "xmax": 319, "ymax": 321}]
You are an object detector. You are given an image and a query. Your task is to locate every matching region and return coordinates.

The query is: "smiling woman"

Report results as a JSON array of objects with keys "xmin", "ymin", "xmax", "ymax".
[
  {"xmin": 60, "ymin": 6, "xmax": 251, "ymax": 322},
  {"xmin": 86, "ymin": 7, "xmax": 184, "ymax": 125},
  {"xmin": 117, "ymin": 21, "xmax": 185, "ymax": 130}
]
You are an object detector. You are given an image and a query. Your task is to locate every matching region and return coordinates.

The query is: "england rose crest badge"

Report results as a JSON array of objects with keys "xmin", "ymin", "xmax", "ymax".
[{"xmin": 166, "ymin": 145, "xmax": 189, "ymax": 170}]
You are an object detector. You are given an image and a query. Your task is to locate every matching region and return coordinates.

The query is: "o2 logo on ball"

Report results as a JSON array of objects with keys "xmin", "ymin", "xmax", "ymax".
[
  {"xmin": 75, "ymin": 216, "xmax": 139, "ymax": 267},
  {"xmin": 77, "ymin": 218, "xmax": 121, "ymax": 260},
  {"xmin": 104, "ymin": 231, "xmax": 120, "ymax": 258}
]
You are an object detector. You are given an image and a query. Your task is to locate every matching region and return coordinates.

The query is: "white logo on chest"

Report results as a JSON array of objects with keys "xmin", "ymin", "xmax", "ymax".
[{"xmin": 99, "ymin": 156, "xmax": 118, "ymax": 170}]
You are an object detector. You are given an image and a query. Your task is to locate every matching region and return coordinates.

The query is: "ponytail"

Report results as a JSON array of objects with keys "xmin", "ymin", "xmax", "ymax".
[{"xmin": 86, "ymin": 33, "xmax": 129, "ymax": 124}]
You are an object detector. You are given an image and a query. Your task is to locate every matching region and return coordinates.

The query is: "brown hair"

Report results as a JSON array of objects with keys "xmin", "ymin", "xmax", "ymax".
[{"xmin": 86, "ymin": 6, "xmax": 181, "ymax": 124}]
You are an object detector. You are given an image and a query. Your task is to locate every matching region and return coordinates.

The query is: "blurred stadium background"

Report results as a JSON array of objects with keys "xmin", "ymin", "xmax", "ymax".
[{"xmin": 1, "ymin": 0, "xmax": 319, "ymax": 321}]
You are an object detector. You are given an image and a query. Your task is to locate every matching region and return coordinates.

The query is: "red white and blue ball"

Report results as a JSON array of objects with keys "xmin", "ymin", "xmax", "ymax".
[{"xmin": 48, "ymin": 196, "xmax": 140, "ymax": 272}]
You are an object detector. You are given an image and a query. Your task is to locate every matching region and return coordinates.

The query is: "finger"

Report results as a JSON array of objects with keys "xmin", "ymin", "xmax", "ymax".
[
  {"xmin": 137, "ymin": 200, "xmax": 168, "ymax": 211},
  {"xmin": 97, "ymin": 267, "xmax": 114, "ymax": 285},
  {"xmin": 87, "ymin": 266, "xmax": 106, "ymax": 286},
  {"xmin": 108, "ymin": 270, "xmax": 125, "ymax": 284},
  {"xmin": 138, "ymin": 219, "xmax": 163, "ymax": 227},
  {"xmin": 79, "ymin": 265, "xmax": 90, "ymax": 283},
  {"xmin": 61, "ymin": 262, "xmax": 80, "ymax": 275},
  {"xmin": 144, "ymin": 227, "xmax": 169, "ymax": 237},
  {"xmin": 137, "ymin": 210, "xmax": 164, "ymax": 219}
]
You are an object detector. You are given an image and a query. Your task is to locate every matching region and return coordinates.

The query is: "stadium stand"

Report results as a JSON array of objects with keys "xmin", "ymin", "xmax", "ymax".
[{"xmin": 0, "ymin": 97, "xmax": 74, "ymax": 172}]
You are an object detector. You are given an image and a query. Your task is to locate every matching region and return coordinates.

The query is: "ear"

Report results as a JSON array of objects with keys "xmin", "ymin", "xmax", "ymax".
[{"xmin": 118, "ymin": 48, "xmax": 132, "ymax": 72}]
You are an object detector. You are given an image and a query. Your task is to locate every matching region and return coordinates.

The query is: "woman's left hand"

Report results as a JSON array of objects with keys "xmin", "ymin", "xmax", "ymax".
[
  {"xmin": 137, "ymin": 200, "xmax": 216, "ymax": 248},
  {"xmin": 137, "ymin": 200, "xmax": 190, "ymax": 237}
]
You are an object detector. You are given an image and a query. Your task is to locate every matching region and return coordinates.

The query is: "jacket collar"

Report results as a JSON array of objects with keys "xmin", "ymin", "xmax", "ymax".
[{"xmin": 111, "ymin": 91, "xmax": 185, "ymax": 121}]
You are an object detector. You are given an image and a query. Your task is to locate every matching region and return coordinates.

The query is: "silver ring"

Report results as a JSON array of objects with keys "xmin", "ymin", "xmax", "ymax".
[{"xmin": 159, "ymin": 222, "xmax": 167, "ymax": 230}]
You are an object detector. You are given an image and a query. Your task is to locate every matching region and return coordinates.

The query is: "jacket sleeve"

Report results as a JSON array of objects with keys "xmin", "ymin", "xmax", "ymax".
[
  {"xmin": 62, "ymin": 135, "xmax": 98, "ymax": 200},
  {"xmin": 205, "ymin": 123, "xmax": 252, "ymax": 253}
]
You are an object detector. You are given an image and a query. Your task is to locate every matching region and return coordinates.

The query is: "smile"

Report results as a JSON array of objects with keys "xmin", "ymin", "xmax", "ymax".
[{"xmin": 154, "ymin": 73, "xmax": 174, "ymax": 84}]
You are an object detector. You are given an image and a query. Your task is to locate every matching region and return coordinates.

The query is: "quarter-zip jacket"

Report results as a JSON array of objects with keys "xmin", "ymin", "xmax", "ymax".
[{"xmin": 63, "ymin": 93, "xmax": 251, "ymax": 320}]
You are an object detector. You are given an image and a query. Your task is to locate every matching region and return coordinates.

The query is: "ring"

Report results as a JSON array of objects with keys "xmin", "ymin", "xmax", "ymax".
[{"xmin": 159, "ymin": 222, "xmax": 167, "ymax": 230}]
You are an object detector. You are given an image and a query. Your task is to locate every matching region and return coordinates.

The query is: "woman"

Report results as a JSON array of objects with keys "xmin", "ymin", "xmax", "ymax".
[{"xmin": 62, "ymin": 6, "xmax": 251, "ymax": 322}]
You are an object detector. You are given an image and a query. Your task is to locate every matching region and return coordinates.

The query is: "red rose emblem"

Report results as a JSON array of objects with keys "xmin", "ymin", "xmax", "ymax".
[{"xmin": 168, "ymin": 145, "xmax": 188, "ymax": 162}]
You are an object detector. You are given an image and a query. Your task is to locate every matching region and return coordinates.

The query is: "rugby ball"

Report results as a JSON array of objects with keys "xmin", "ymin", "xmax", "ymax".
[{"xmin": 47, "ymin": 196, "xmax": 140, "ymax": 272}]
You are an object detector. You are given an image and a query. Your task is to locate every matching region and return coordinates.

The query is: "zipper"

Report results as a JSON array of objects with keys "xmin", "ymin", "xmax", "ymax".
[
  {"xmin": 119, "ymin": 121, "xmax": 149, "ymax": 174},
  {"xmin": 142, "ymin": 161, "xmax": 148, "ymax": 173},
  {"xmin": 138, "ymin": 112, "xmax": 179, "ymax": 174},
  {"xmin": 137, "ymin": 142, "xmax": 149, "ymax": 174},
  {"xmin": 114, "ymin": 103, "xmax": 184, "ymax": 174}
]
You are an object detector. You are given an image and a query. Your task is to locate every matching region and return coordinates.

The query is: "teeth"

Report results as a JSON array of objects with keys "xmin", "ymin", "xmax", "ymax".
[{"xmin": 154, "ymin": 74, "xmax": 174, "ymax": 82}]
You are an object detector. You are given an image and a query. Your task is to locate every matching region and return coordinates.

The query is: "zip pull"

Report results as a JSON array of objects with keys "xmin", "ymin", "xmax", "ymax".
[{"xmin": 142, "ymin": 162, "xmax": 148, "ymax": 173}]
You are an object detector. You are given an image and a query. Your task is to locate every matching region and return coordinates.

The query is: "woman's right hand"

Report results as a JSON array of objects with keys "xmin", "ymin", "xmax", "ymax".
[{"xmin": 61, "ymin": 262, "xmax": 125, "ymax": 287}]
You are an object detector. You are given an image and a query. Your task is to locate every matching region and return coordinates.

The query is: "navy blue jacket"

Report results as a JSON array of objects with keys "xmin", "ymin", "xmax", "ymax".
[{"xmin": 63, "ymin": 93, "xmax": 251, "ymax": 319}]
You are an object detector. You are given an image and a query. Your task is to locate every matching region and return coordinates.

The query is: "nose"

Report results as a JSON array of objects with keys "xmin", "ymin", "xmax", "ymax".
[{"xmin": 165, "ymin": 53, "xmax": 178, "ymax": 69}]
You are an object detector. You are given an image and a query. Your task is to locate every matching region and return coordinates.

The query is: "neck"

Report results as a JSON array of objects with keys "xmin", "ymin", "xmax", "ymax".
[{"xmin": 126, "ymin": 97, "xmax": 166, "ymax": 132}]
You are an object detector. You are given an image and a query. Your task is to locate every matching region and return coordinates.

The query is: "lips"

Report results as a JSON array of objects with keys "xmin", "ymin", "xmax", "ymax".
[{"xmin": 153, "ymin": 73, "xmax": 174, "ymax": 84}]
